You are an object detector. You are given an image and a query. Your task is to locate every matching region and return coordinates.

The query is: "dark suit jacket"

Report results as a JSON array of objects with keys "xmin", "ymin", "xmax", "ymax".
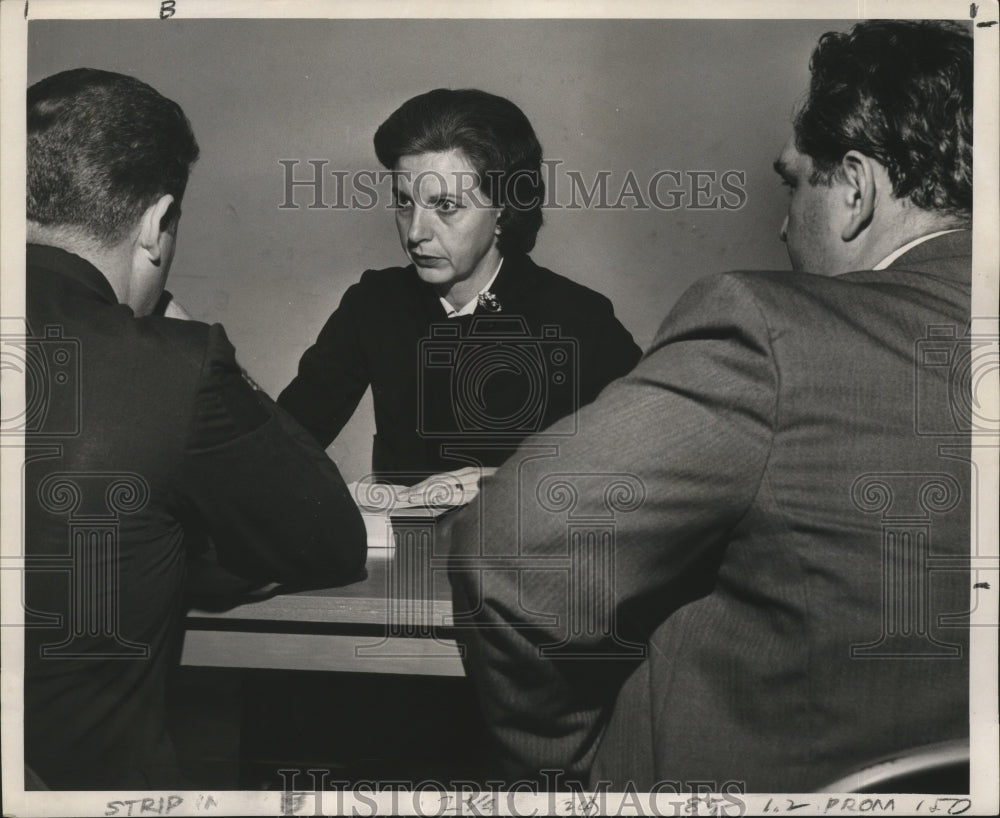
[
  {"xmin": 447, "ymin": 231, "xmax": 972, "ymax": 792},
  {"xmin": 278, "ymin": 253, "xmax": 641, "ymax": 482},
  {"xmin": 23, "ymin": 244, "xmax": 367, "ymax": 789}
]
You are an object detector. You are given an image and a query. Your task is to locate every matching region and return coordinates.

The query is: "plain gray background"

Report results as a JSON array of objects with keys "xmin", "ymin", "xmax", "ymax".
[{"xmin": 28, "ymin": 18, "xmax": 847, "ymax": 481}]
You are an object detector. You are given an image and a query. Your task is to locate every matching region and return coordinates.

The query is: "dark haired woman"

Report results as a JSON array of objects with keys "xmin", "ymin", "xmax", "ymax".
[{"xmin": 279, "ymin": 89, "xmax": 640, "ymax": 501}]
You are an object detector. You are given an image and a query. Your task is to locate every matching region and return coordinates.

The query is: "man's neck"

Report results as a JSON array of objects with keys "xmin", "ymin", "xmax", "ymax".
[{"xmin": 850, "ymin": 208, "xmax": 968, "ymax": 274}]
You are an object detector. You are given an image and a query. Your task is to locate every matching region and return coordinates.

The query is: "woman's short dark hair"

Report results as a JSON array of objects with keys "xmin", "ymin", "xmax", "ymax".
[
  {"xmin": 374, "ymin": 88, "xmax": 544, "ymax": 257},
  {"xmin": 28, "ymin": 68, "xmax": 200, "ymax": 245},
  {"xmin": 794, "ymin": 20, "xmax": 972, "ymax": 219}
]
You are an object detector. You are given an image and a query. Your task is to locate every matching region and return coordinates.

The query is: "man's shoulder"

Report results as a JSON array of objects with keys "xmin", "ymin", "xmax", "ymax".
[
  {"xmin": 664, "ymin": 267, "xmax": 969, "ymax": 356},
  {"xmin": 28, "ymin": 292, "xmax": 222, "ymax": 380},
  {"xmin": 678, "ymin": 268, "xmax": 842, "ymax": 309},
  {"xmin": 134, "ymin": 315, "xmax": 236, "ymax": 373},
  {"xmin": 683, "ymin": 267, "xmax": 935, "ymax": 310},
  {"xmin": 658, "ymin": 270, "xmax": 886, "ymax": 347}
]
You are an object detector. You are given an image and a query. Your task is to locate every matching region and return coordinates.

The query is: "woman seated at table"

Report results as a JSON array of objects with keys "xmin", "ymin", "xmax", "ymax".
[{"xmin": 278, "ymin": 88, "xmax": 641, "ymax": 502}]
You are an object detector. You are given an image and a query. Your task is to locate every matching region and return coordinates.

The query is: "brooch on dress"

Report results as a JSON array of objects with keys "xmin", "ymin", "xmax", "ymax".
[{"xmin": 477, "ymin": 290, "xmax": 502, "ymax": 313}]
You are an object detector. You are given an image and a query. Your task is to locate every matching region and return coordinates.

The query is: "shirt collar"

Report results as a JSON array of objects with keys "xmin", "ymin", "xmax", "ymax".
[
  {"xmin": 440, "ymin": 257, "xmax": 504, "ymax": 318},
  {"xmin": 872, "ymin": 229, "xmax": 967, "ymax": 270}
]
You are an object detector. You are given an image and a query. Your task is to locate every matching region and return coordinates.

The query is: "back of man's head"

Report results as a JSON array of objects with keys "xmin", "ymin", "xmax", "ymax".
[
  {"xmin": 27, "ymin": 68, "xmax": 200, "ymax": 247},
  {"xmin": 795, "ymin": 20, "xmax": 972, "ymax": 221}
]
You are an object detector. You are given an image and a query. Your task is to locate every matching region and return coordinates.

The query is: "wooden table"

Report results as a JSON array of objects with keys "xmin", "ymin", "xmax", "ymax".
[{"xmin": 181, "ymin": 510, "xmax": 466, "ymax": 677}]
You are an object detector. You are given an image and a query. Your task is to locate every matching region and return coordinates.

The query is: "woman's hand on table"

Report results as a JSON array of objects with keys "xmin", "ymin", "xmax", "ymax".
[{"xmin": 396, "ymin": 466, "xmax": 499, "ymax": 507}]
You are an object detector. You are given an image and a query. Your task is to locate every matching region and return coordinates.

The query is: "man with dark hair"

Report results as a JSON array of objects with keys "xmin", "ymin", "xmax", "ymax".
[
  {"xmin": 27, "ymin": 68, "xmax": 199, "ymax": 249},
  {"xmin": 448, "ymin": 20, "xmax": 974, "ymax": 791},
  {"xmin": 24, "ymin": 68, "xmax": 367, "ymax": 789},
  {"xmin": 776, "ymin": 19, "xmax": 972, "ymax": 274},
  {"xmin": 792, "ymin": 20, "xmax": 971, "ymax": 220}
]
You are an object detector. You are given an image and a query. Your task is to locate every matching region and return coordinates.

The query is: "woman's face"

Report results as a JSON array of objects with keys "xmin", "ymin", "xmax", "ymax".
[{"xmin": 393, "ymin": 149, "xmax": 502, "ymax": 304}]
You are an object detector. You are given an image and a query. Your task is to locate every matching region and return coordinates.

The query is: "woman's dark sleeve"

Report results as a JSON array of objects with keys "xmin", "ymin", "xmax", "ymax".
[
  {"xmin": 277, "ymin": 282, "xmax": 371, "ymax": 448},
  {"xmin": 178, "ymin": 323, "xmax": 367, "ymax": 585},
  {"xmin": 578, "ymin": 293, "xmax": 643, "ymax": 405}
]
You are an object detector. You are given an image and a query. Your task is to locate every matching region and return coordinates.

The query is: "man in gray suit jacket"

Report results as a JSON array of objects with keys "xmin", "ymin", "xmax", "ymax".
[{"xmin": 447, "ymin": 20, "xmax": 976, "ymax": 792}]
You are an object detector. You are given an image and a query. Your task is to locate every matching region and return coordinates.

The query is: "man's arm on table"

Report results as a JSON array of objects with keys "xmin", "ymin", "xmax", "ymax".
[
  {"xmin": 446, "ymin": 273, "xmax": 776, "ymax": 781},
  {"xmin": 176, "ymin": 323, "xmax": 367, "ymax": 586}
]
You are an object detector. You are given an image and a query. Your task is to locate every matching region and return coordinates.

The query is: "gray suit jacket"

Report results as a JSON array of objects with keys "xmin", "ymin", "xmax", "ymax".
[{"xmin": 447, "ymin": 231, "xmax": 972, "ymax": 792}]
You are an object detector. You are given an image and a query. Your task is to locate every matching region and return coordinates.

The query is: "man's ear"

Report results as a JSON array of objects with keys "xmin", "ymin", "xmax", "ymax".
[
  {"xmin": 838, "ymin": 151, "xmax": 877, "ymax": 241},
  {"xmin": 137, "ymin": 194, "xmax": 176, "ymax": 265}
]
